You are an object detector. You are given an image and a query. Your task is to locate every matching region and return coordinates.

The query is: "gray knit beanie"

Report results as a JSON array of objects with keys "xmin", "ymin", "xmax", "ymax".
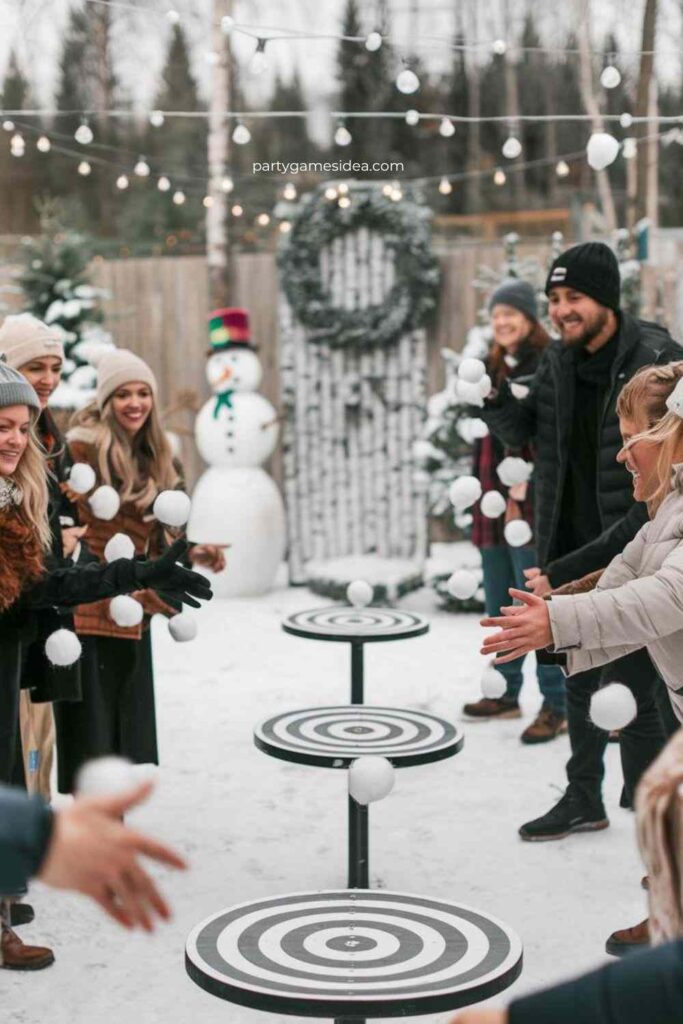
[
  {"xmin": 489, "ymin": 279, "xmax": 538, "ymax": 322},
  {"xmin": 0, "ymin": 355, "xmax": 41, "ymax": 413}
]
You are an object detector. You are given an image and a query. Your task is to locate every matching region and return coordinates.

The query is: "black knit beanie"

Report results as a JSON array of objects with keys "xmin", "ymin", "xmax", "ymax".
[{"xmin": 545, "ymin": 242, "xmax": 620, "ymax": 312}]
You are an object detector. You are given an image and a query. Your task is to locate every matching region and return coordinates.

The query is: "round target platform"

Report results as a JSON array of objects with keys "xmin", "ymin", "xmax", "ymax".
[
  {"xmin": 186, "ymin": 889, "xmax": 523, "ymax": 1017},
  {"xmin": 282, "ymin": 607, "xmax": 429, "ymax": 645},
  {"xmin": 254, "ymin": 707, "xmax": 464, "ymax": 769}
]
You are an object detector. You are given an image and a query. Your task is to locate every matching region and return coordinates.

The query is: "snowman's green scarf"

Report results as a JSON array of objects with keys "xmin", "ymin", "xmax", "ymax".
[{"xmin": 213, "ymin": 390, "xmax": 234, "ymax": 417}]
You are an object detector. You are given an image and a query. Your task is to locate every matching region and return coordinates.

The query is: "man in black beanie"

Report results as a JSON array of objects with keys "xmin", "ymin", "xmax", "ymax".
[{"xmin": 480, "ymin": 241, "xmax": 682, "ymax": 950}]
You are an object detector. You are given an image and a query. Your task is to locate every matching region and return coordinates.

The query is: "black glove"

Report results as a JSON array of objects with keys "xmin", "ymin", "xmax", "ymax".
[{"xmin": 133, "ymin": 539, "xmax": 212, "ymax": 609}]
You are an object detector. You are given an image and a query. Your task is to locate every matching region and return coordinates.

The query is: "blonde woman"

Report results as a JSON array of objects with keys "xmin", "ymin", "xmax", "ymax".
[{"xmin": 57, "ymin": 350, "xmax": 225, "ymax": 793}]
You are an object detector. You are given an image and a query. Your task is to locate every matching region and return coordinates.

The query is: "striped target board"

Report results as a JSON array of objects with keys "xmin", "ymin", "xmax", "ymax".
[
  {"xmin": 186, "ymin": 889, "xmax": 523, "ymax": 1017},
  {"xmin": 282, "ymin": 607, "xmax": 429, "ymax": 645},
  {"xmin": 254, "ymin": 706, "xmax": 464, "ymax": 769}
]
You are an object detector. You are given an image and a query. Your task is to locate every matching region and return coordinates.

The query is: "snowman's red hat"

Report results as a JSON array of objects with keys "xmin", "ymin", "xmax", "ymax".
[{"xmin": 207, "ymin": 307, "xmax": 257, "ymax": 353}]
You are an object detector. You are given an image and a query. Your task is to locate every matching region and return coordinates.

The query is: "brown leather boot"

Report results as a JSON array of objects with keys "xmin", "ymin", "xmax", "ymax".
[
  {"xmin": 521, "ymin": 708, "xmax": 568, "ymax": 745},
  {"xmin": 605, "ymin": 918, "xmax": 650, "ymax": 957},
  {"xmin": 0, "ymin": 925, "xmax": 55, "ymax": 970},
  {"xmin": 462, "ymin": 697, "xmax": 521, "ymax": 720}
]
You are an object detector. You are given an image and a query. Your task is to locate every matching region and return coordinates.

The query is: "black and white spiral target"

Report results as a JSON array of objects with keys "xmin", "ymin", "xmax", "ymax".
[
  {"xmin": 186, "ymin": 890, "xmax": 523, "ymax": 1016},
  {"xmin": 283, "ymin": 607, "xmax": 429, "ymax": 643},
  {"xmin": 255, "ymin": 706, "xmax": 464, "ymax": 768}
]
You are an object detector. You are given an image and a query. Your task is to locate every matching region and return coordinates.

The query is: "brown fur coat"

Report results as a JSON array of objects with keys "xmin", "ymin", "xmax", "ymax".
[{"xmin": 0, "ymin": 508, "xmax": 44, "ymax": 613}]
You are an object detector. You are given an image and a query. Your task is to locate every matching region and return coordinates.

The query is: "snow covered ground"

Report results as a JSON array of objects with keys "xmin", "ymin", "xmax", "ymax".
[{"xmin": 5, "ymin": 569, "xmax": 645, "ymax": 1023}]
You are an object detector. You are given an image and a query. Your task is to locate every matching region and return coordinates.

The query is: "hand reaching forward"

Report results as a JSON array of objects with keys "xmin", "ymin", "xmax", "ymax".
[
  {"xmin": 523, "ymin": 566, "xmax": 552, "ymax": 597},
  {"xmin": 133, "ymin": 539, "xmax": 213, "ymax": 608},
  {"xmin": 38, "ymin": 781, "xmax": 187, "ymax": 931},
  {"xmin": 480, "ymin": 588, "xmax": 553, "ymax": 665}
]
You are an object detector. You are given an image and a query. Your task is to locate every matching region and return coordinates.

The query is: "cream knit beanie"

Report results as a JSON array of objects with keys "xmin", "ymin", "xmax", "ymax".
[
  {"xmin": 96, "ymin": 349, "xmax": 157, "ymax": 409},
  {"xmin": 0, "ymin": 314, "xmax": 64, "ymax": 368}
]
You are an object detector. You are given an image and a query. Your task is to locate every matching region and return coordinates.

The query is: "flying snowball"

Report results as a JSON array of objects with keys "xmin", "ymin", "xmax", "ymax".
[
  {"xmin": 590, "ymin": 683, "xmax": 637, "ymax": 731},
  {"xmin": 347, "ymin": 580, "xmax": 373, "ymax": 607},
  {"xmin": 469, "ymin": 418, "xmax": 489, "ymax": 439},
  {"xmin": 448, "ymin": 475, "xmax": 482, "ymax": 511},
  {"xmin": 587, "ymin": 132, "xmax": 620, "ymax": 171},
  {"xmin": 69, "ymin": 462, "xmax": 96, "ymax": 494},
  {"xmin": 89, "ymin": 485, "xmax": 120, "ymax": 521},
  {"xmin": 480, "ymin": 490, "xmax": 507, "ymax": 519},
  {"xmin": 481, "ymin": 666, "xmax": 507, "ymax": 699},
  {"xmin": 109, "ymin": 595, "xmax": 144, "ymax": 628},
  {"xmin": 497, "ymin": 456, "xmax": 533, "ymax": 487},
  {"xmin": 446, "ymin": 569, "xmax": 479, "ymax": 600},
  {"xmin": 45, "ymin": 628, "xmax": 82, "ymax": 667},
  {"xmin": 168, "ymin": 612, "xmax": 198, "ymax": 642},
  {"xmin": 504, "ymin": 519, "xmax": 533, "ymax": 547},
  {"xmin": 77, "ymin": 756, "xmax": 137, "ymax": 796},
  {"xmin": 478, "ymin": 374, "xmax": 492, "ymax": 399},
  {"xmin": 456, "ymin": 379, "xmax": 484, "ymax": 408},
  {"xmin": 348, "ymin": 756, "xmax": 395, "ymax": 805},
  {"xmin": 153, "ymin": 490, "xmax": 191, "ymax": 528},
  {"xmin": 103, "ymin": 532, "xmax": 136, "ymax": 563},
  {"xmin": 458, "ymin": 357, "xmax": 486, "ymax": 384}
]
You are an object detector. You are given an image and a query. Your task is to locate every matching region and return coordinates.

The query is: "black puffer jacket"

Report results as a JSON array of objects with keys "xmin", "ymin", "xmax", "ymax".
[{"xmin": 480, "ymin": 313, "xmax": 683, "ymax": 586}]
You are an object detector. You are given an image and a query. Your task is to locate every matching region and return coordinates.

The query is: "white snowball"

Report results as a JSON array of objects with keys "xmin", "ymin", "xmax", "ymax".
[
  {"xmin": 168, "ymin": 612, "xmax": 198, "ymax": 642},
  {"xmin": 427, "ymin": 391, "xmax": 450, "ymax": 418},
  {"xmin": 587, "ymin": 131, "xmax": 620, "ymax": 171},
  {"xmin": 103, "ymin": 533, "xmax": 135, "ymax": 563},
  {"xmin": 469, "ymin": 418, "xmax": 489, "ymax": 439},
  {"xmin": 348, "ymin": 756, "xmax": 395, "ymax": 805},
  {"xmin": 448, "ymin": 475, "xmax": 482, "ymax": 511},
  {"xmin": 412, "ymin": 439, "xmax": 436, "ymax": 461},
  {"xmin": 504, "ymin": 519, "xmax": 533, "ymax": 547},
  {"xmin": 109, "ymin": 595, "xmax": 144, "ymax": 627},
  {"xmin": 446, "ymin": 569, "xmax": 479, "ymax": 600},
  {"xmin": 69, "ymin": 462, "xmax": 96, "ymax": 494},
  {"xmin": 478, "ymin": 373, "xmax": 492, "ymax": 399},
  {"xmin": 153, "ymin": 489, "xmax": 191, "ymax": 528},
  {"xmin": 510, "ymin": 382, "xmax": 530, "ymax": 400},
  {"xmin": 347, "ymin": 580, "xmax": 373, "ymax": 608},
  {"xmin": 590, "ymin": 683, "xmax": 637, "ymax": 731},
  {"xmin": 458, "ymin": 357, "xmax": 486, "ymax": 384},
  {"xmin": 44, "ymin": 628, "xmax": 82, "ymax": 667},
  {"xmin": 88, "ymin": 485, "xmax": 120, "ymax": 521},
  {"xmin": 77, "ymin": 756, "xmax": 137, "ymax": 796},
  {"xmin": 497, "ymin": 456, "xmax": 533, "ymax": 487},
  {"xmin": 456, "ymin": 379, "xmax": 484, "ymax": 408},
  {"xmin": 481, "ymin": 666, "xmax": 507, "ymax": 699},
  {"xmin": 480, "ymin": 490, "xmax": 507, "ymax": 519}
]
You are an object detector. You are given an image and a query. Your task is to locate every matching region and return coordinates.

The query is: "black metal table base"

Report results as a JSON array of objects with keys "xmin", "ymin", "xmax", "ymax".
[
  {"xmin": 347, "ymin": 795, "xmax": 369, "ymax": 887},
  {"xmin": 351, "ymin": 643, "xmax": 364, "ymax": 704}
]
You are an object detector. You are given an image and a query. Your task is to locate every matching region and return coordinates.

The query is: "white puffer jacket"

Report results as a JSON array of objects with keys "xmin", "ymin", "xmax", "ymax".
[{"xmin": 548, "ymin": 465, "xmax": 683, "ymax": 723}]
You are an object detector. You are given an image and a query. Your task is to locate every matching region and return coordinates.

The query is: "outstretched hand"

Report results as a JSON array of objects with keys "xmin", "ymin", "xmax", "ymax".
[
  {"xmin": 480, "ymin": 588, "xmax": 553, "ymax": 664},
  {"xmin": 134, "ymin": 539, "xmax": 213, "ymax": 608}
]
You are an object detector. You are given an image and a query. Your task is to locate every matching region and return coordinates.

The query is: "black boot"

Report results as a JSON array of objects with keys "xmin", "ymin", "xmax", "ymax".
[{"xmin": 519, "ymin": 790, "xmax": 609, "ymax": 842}]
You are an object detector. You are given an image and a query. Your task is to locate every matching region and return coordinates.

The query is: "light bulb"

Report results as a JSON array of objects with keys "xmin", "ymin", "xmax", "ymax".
[
  {"xmin": 10, "ymin": 133, "xmax": 25, "ymax": 157},
  {"xmin": 75, "ymin": 121, "xmax": 93, "ymax": 145},
  {"xmin": 335, "ymin": 124, "xmax": 352, "ymax": 146},
  {"xmin": 36, "ymin": 135, "xmax": 51, "ymax": 153},
  {"xmin": 555, "ymin": 159, "xmax": 570, "ymax": 177},
  {"xmin": 283, "ymin": 182, "xmax": 297, "ymax": 200},
  {"xmin": 172, "ymin": 190, "xmax": 186, "ymax": 205},
  {"xmin": 438, "ymin": 176, "xmax": 452, "ymax": 195},
  {"xmin": 78, "ymin": 160, "xmax": 92, "ymax": 176},
  {"xmin": 620, "ymin": 112, "xmax": 634, "ymax": 129},
  {"xmin": 203, "ymin": 195, "xmax": 214, "ymax": 207},
  {"xmin": 149, "ymin": 110, "xmax": 165, "ymax": 128},
  {"xmin": 622, "ymin": 137, "xmax": 637, "ymax": 160},
  {"xmin": 166, "ymin": 9, "xmax": 180, "ymax": 23},
  {"xmin": 365, "ymin": 31, "xmax": 382, "ymax": 51},
  {"xmin": 396, "ymin": 68, "xmax": 420, "ymax": 94},
  {"xmin": 381, "ymin": 183, "xmax": 393, "ymax": 197},
  {"xmin": 250, "ymin": 39, "xmax": 268, "ymax": 75},
  {"xmin": 492, "ymin": 39, "xmax": 507, "ymax": 55},
  {"xmin": 134, "ymin": 157, "xmax": 150, "ymax": 177},
  {"xmin": 405, "ymin": 109, "xmax": 420, "ymax": 126},
  {"xmin": 221, "ymin": 15, "xmax": 234, "ymax": 34},
  {"xmin": 390, "ymin": 186, "xmax": 403, "ymax": 201},
  {"xmin": 2, "ymin": 120, "xmax": 15, "ymax": 131},
  {"xmin": 116, "ymin": 174, "xmax": 129, "ymax": 190},
  {"xmin": 325, "ymin": 186, "xmax": 338, "ymax": 200},
  {"xmin": 231, "ymin": 203, "xmax": 243, "ymax": 216},
  {"xmin": 494, "ymin": 168, "xmax": 506, "ymax": 186},
  {"xmin": 439, "ymin": 117, "xmax": 455, "ymax": 137},
  {"xmin": 157, "ymin": 176, "xmax": 171, "ymax": 192},
  {"xmin": 337, "ymin": 182, "xmax": 349, "ymax": 195},
  {"xmin": 232, "ymin": 123, "xmax": 251, "ymax": 145},
  {"xmin": 338, "ymin": 195, "xmax": 351, "ymax": 208},
  {"xmin": 600, "ymin": 65, "xmax": 621, "ymax": 89},
  {"xmin": 502, "ymin": 134, "xmax": 522, "ymax": 159},
  {"xmin": 279, "ymin": 220, "xmax": 292, "ymax": 233},
  {"xmin": 256, "ymin": 213, "xmax": 270, "ymax": 226},
  {"xmin": 221, "ymin": 175, "xmax": 234, "ymax": 192}
]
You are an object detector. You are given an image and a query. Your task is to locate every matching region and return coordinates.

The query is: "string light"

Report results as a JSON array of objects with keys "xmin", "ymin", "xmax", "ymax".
[
  {"xmin": 334, "ymin": 122, "xmax": 352, "ymax": 146},
  {"xmin": 10, "ymin": 132, "xmax": 25, "ymax": 157},
  {"xmin": 150, "ymin": 110, "xmax": 165, "ymax": 128},
  {"xmin": 232, "ymin": 122, "xmax": 251, "ymax": 145},
  {"xmin": 439, "ymin": 117, "xmax": 455, "ymax": 137},
  {"xmin": 283, "ymin": 182, "xmax": 297, "ymax": 200},
  {"xmin": 396, "ymin": 67, "xmax": 420, "ymax": 95},
  {"xmin": 620, "ymin": 112, "xmax": 634, "ymax": 128},
  {"xmin": 365, "ymin": 31, "xmax": 382, "ymax": 51},
  {"xmin": 492, "ymin": 39, "xmax": 507, "ymax": 56},
  {"xmin": 116, "ymin": 174, "xmax": 129, "ymax": 189},
  {"xmin": 390, "ymin": 185, "xmax": 403, "ymax": 201},
  {"xmin": 381, "ymin": 183, "xmax": 393, "ymax": 197},
  {"xmin": 555, "ymin": 159, "xmax": 570, "ymax": 177},
  {"xmin": 134, "ymin": 156, "xmax": 150, "ymax": 177},
  {"xmin": 493, "ymin": 168, "xmax": 506, "ymax": 186},
  {"xmin": 600, "ymin": 64, "xmax": 621, "ymax": 90},
  {"xmin": 279, "ymin": 220, "xmax": 292, "ymax": 234},
  {"xmin": 324, "ymin": 186, "xmax": 338, "ymax": 200},
  {"xmin": 405, "ymin": 109, "xmax": 420, "ymax": 126},
  {"xmin": 502, "ymin": 134, "xmax": 522, "ymax": 159},
  {"xmin": 75, "ymin": 120, "xmax": 93, "ymax": 145},
  {"xmin": 622, "ymin": 137, "xmax": 637, "ymax": 160},
  {"xmin": 221, "ymin": 175, "xmax": 234, "ymax": 192},
  {"xmin": 36, "ymin": 135, "xmax": 51, "ymax": 153},
  {"xmin": 438, "ymin": 176, "xmax": 453, "ymax": 195},
  {"xmin": 157, "ymin": 176, "xmax": 171, "ymax": 191},
  {"xmin": 338, "ymin": 182, "xmax": 349, "ymax": 195},
  {"xmin": 78, "ymin": 160, "xmax": 92, "ymax": 176},
  {"xmin": 3, "ymin": 120, "xmax": 15, "ymax": 131},
  {"xmin": 250, "ymin": 38, "xmax": 268, "ymax": 75},
  {"xmin": 202, "ymin": 195, "xmax": 214, "ymax": 207},
  {"xmin": 338, "ymin": 195, "xmax": 351, "ymax": 208},
  {"xmin": 231, "ymin": 203, "xmax": 243, "ymax": 217},
  {"xmin": 172, "ymin": 189, "xmax": 186, "ymax": 205},
  {"xmin": 256, "ymin": 212, "xmax": 270, "ymax": 225}
]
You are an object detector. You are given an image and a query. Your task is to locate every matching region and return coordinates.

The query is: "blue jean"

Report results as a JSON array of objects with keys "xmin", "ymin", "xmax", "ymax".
[{"xmin": 480, "ymin": 545, "xmax": 566, "ymax": 714}]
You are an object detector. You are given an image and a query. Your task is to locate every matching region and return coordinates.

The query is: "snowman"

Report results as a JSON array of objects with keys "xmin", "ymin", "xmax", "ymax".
[{"xmin": 187, "ymin": 307, "xmax": 286, "ymax": 597}]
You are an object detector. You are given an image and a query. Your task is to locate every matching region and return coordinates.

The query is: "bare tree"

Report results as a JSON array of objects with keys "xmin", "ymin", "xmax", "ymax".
[
  {"xmin": 576, "ymin": 0, "xmax": 617, "ymax": 232},
  {"xmin": 207, "ymin": 0, "xmax": 233, "ymax": 307},
  {"xmin": 463, "ymin": 0, "xmax": 482, "ymax": 213},
  {"xmin": 634, "ymin": 0, "xmax": 658, "ymax": 225}
]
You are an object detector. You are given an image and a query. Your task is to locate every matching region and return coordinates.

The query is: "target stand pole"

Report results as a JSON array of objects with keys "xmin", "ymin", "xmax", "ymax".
[
  {"xmin": 348, "ymin": 795, "xmax": 369, "ymax": 888},
  {"xmin": 351, "ymin": 643, "xmax": 364, "ymax": 704}
]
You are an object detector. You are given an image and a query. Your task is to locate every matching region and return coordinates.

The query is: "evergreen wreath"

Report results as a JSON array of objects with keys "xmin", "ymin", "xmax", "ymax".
[{"xmin": 278, "ymin": 183, "xmax": 440, "ymax": 349}]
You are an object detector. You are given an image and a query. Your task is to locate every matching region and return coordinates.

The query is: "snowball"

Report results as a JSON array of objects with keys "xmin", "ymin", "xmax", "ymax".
[
  {"xmin": 590, "ymin": 683, "xmax": 637, "ymax": 731},
  {"xmin": 168, "ymin": 612, "xmax": 198, "ymax": 642},
  {"xmin": 481, "ymin": 666, "xmax": 507, "ymax": 699},
  {"xmin": 504, "ymin": 519, "xmax": 533, "ymax": 547},
  {"xmin": 88, "ymin": 485, "xmax": 120, "ymax": 521},
  {"xmin": 348, "ymin": 756, "xmax": 395, "ymax": 805},
  {"xmin": 458, "ymin": 357, "xmax": 486, "ymax": 384},
  {"xmin": 448, "ymin": 475, "xmax": 482, "ymax": 511},
  {"xmin": 456, "ymin": 379, "xmax": 484, "ymax": 408},
  {"xmin": 446, "ymin": 569, "xmax": 479, "ymax": 600},
  {"xmin": 480, "ymin": 490, "xmax": 507, "ymax": 519},
  {"xmin": 109, "ymin": 595, "xmax": 144, "ymax": 627},
  {"xmin": 153, "ymin": 489, "xmax": 191, "ymax": 528},
  {"xmin": 77, "ymin": 756, "xmax": 137, "ymax": 796},
  {"xmin": 587, "ymin": 132, "xmax": 620, "ymax": 171},
  {"xmin": 478, "ymin": 374, "xmax": 492, "ymax": 399},
  {"xmin": 44, "ymin": 628, "xmax": 82, "ymax": 667},
  {"xmin": 103, "ymin": 533, "xmax": 135, "ymax": 563},
  {"xmin": 413, "ymin": 439, "xmax": 438, "ymax": 462},
  {"xmin": 510, "ymin": 382, "xmax": 530, "ymax": 400},
  {"xmin": 69, "ymin": 462, "xmax": 96, "ymax": 494},
  {"xmin": 347, "ymin": 580, "xmax": 373, "ymax": 608},
  {"xmin": 469, "ymin": 418, "xmax": 489, "ymax": 439},
  {"xmin": 427, "ymin": 391, "xmax": 450, "ymax": 418},
  {"xmin": 497, "ymin": 456, "xmax": 533, "ymax": 487}
]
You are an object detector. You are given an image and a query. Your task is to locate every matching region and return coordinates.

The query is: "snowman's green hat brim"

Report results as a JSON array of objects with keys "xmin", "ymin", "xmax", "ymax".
[{"xmin": 206, "ymin": 339, "xmax": 259, "ymax": 356}]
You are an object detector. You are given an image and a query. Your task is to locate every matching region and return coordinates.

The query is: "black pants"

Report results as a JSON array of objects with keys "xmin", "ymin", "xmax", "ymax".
[{"xmin": 566, "ymin": 649, "xmax": 669, "ymax": 809}]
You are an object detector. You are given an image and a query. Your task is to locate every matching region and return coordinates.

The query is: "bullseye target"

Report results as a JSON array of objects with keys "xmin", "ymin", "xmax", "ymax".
[
  {"xmin": 283, "ymin": 607, "xmax": 429, "ymax": 644},
  {"xmin": 255, "ymin": 707, "xmax": 464, "ymax": 768},
  {"xmin": 186, "ymin": 889, "xmax": 523, "ymax": 1016}
]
